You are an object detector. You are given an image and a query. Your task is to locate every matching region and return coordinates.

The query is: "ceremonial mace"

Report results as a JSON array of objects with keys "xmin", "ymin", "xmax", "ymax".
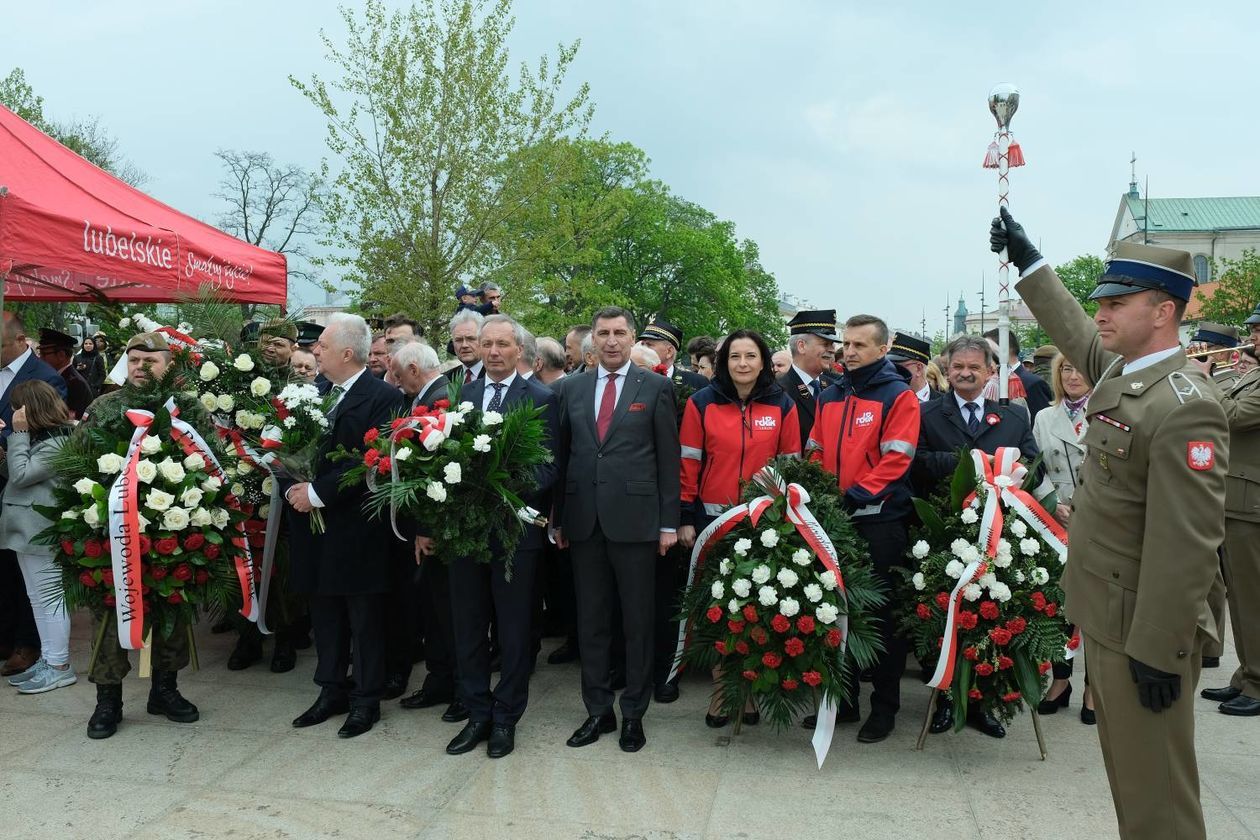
[{"xmin": 984, "ymin": 84, "xmax": 1025, "ymax": 404}]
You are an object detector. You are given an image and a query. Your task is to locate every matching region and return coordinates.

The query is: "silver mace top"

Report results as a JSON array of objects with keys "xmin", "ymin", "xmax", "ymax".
[{"xmin": 988, "ymin": 83, "xmax": 1020, "ymax": 130}]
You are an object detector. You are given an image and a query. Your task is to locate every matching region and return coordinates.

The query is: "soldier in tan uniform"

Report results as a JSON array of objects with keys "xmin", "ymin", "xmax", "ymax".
[
  {"xmin": 992, "ymin": 208, "xmax": 1227, "ymax": 840},
  {"xmin": 1197, "ymin": 304, "xmax": 1260, "ymax": 716}
]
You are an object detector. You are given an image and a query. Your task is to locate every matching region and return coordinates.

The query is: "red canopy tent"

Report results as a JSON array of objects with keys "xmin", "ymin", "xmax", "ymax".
[{"xmin": 0, "ymin": 103, "xmax": 287, "ymax": 306}]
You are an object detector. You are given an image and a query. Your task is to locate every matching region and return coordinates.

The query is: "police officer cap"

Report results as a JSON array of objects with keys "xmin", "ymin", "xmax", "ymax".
[
  {"xmin": 887, "ymin": 331, "xmax": 931, "ymax": 365},
  {"xmin": 1090, "ymin": 241, "xmax": 1197, "ymax": 302},
  {"xmin": 37, "ymin": 328, "xmax": 77, "ymax": 351},
  {"xmin": 637, "ymin": 318, "xmax": 683, "ymax": 350},
  {"xmin": 786, "ymin": 309, "xmax": 840, "ymax": 342},
  {"xmin": 296, "ymin": 322, "xmax": 324, "ymax": 347},
  {"xmin": 1191, "ymin": 321, "xmax": 1238, "ymax": 348},
  {"xmin": 126, "ymin": 332, "xmax": 170, "ymax": 353}
]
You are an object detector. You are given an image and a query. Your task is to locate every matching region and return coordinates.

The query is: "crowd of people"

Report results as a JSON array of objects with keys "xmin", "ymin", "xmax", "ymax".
[{"xmin": 0, "ymin": 214, "xmax": 1252, "ymax": 838}]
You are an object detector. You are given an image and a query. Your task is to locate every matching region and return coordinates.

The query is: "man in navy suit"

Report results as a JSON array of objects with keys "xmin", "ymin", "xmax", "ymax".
[
  {"xmin": 0, "ymin": 313, "xmax": 67, "ymax": 677},
  {"xmin": 285, "ymin": 313, "xmax": 408, "ymax": 739},
  {"xmin": 442, "ymin": 315, "xmax": 560, "ymax": 759}
]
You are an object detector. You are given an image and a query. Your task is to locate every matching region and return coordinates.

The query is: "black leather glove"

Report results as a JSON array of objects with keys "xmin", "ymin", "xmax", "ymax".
[
  {"xmin": 989, "ymin": 206, "xmax": 1043, "ymax": 272},
  {"xmin": 1129, "ymin": 657, "xmax": 1181, "ymax": 712}
]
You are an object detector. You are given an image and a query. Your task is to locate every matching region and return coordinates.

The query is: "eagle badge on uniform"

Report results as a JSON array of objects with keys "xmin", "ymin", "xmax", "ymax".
[{"xmin": 1187, "ymin": 442, "xmax": 1215, "ymax": 471}]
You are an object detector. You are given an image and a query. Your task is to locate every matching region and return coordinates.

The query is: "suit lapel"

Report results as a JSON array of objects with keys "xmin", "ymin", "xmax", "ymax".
[
  {"xmin": 503, "ymin": 375, "xmax": 529, "ymax": 407},
  {"xmin": 788, "ymin": 370, "xmax": 815, "ymax": 427},
  {"xmin": 331, "ymin": 371, "xmax": 372, "ymax": 432},
  {"xmin": 601, "ymin": 366, "xmax": 644, "ymax": 447},
  {"xmin": 941, "ymin": 396, "xmax": 974, "ymax": 442}
]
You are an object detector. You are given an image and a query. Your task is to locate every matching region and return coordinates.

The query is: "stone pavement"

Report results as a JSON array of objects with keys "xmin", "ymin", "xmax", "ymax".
[{"xmin": 1, "ymin": 614, "xmax": 1257, "ymax": 840}]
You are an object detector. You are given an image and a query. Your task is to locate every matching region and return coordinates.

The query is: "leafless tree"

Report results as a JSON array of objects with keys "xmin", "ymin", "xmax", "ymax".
[{"xmin": 214, "ymin": 149, "xmax": 324, "ymax": 316}]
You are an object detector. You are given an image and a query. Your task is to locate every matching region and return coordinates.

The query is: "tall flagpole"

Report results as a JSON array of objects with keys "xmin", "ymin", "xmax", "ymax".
[{"xmin": 983, "ymin": 84, "xmax": 1025, "ymax": 404}]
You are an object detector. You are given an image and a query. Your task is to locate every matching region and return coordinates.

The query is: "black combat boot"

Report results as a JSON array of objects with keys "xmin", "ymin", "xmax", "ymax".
[
  {"xmin": 147, "ymin": 670, "xmax": 200, "ymax": 723},
  {"xmin": 87, "ymin": 684, "xmax": 124, "ymax": 740}
]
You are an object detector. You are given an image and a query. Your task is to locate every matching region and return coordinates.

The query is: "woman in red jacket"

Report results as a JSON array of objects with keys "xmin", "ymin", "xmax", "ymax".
[{"xmin": 677, "ymin": 328, "xmax": 801, "ymax": 727}]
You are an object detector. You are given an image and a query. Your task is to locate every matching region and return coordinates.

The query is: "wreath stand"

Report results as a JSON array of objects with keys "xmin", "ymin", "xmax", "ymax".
[{"xmin": 914, "ymin": 686, "xmax": 1047, "ymax": 759}]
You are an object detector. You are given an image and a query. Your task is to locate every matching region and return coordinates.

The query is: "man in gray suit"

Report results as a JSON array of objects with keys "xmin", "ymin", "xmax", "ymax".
[{"xmin": 554, "ymin": 306, "xmax": 681, "ymax": 752}]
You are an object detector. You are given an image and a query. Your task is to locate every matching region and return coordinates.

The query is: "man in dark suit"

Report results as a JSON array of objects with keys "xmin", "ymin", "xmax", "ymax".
[
  {"xmin": 450, "ymin": 310, "xmax": 486, "ymax": 384},
  {"xmin": 285, "ymin": 313, "xmax": 408, "ymax": 739},
  {"xmin": 35, "ymin": 328, "xmax": 92, "ymax": 420},
  {"xmin": 0, "ymin": 313, "xmax": 67, "ymax": 677},
  {"xmin": 554, "ymin": 306, "xmax": 681, "ymax": 753},
  {"xmin": 389, "ymin": 340, "xmax": 465, "ymax": 720},
  {"xmin": 984, "ymin": 328, "xmax": 1053, "ymax": 420},
  {"xmin": 913, "ymin": 333, "xmax": 1048, "ymax": 738},
  {"xmin": 776, "ymin": 310, "xmax": 843, "ymax": 450},
  {"xmin": 443, "ymin": 315, "xmax": 560, "ymax": 759}
]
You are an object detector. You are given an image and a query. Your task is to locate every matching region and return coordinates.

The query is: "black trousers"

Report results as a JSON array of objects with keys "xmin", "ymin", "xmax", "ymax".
[
  {"xmin": 652, "ymin": 544, "xmax": 689, "ymax": 683},
  {"xmin": 571, "ymin": 523, "xmax": 656, "ymax": 719},
  {"xmin": 448, "ymin": 549, "xmax": 540, "ymax": 724},
  {"xmin": 309, "ymin": 592, "xmax": 386, "ymax": 709},
  {"xmin": 384, "ymin": 541, "xmax": 421, "ymax": 683},
  {"xmin": 541, "ymin": 539, "xmax": 577, "ymax": 642},
  {"xmin": 0, "ymin": 549, "xmax": 39, "ymax": 651},
  {"xmin": 852, "ymin": 518, "xmax": 910, "ymax": 716},
  {"xmin": 417, "ymin": 555, "xmax": 457, "ymax": 698}
]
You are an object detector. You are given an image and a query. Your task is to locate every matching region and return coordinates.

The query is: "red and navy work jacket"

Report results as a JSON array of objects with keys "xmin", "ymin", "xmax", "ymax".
[
  {"xmin": 679, "ymin": 380, "xmax": 801, "ymax": 526},
  {"xmin": 807, "ymin": 356, "xmax": 920, "ymax": 522}
]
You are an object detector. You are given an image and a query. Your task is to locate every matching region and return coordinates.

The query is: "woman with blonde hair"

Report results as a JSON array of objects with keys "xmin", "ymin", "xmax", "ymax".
[
  {"xmin": 0, "ymin": 381, "xmax": 77, "ymax": 694},
  {"xmin": 1031, "ymin": 353, "xmax": 1094, "ymax": 724}
]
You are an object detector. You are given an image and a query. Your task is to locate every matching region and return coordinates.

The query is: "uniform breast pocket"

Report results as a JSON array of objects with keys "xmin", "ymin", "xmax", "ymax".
[{"xmin": 1083, "ymin": 421, "xmax": 1133, "ymax": 461}]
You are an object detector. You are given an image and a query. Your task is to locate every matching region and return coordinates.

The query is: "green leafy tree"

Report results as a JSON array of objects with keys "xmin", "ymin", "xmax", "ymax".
[
  {"xmin": 1195, "ymin": 249, "xmax": 1260, "ymax": 326},
  {"xmin": 292, "ymin": 0, "xmax": 592, "ymax": 341},
  {"xmin": 1052, "ymin": 254, "xmax": 1105, "ymax": 317}
]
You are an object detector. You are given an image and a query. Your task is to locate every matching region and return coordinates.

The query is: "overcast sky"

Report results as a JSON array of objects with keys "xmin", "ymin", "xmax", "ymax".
[{"xmin": 9, "ymin": 1, "xmax": 1260, "ymax": 336}]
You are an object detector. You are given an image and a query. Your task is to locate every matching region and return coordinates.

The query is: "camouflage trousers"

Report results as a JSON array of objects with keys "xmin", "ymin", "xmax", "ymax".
[{"xmin": 89, "ymin": 610, "xmax": 190, "ymax": 685}]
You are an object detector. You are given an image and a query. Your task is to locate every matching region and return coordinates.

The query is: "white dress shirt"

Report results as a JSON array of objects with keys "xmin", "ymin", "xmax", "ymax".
[
  {"xmin": 791, "ymin": 363, "xmax": 822, "ymax": 397},
  {"xmin": 916, "ymin": 384, "xmax": 932, "ymax": 402},
  {"xmin": 954, "ymin": 391, "xmax": 985, "ymax": 426},
  {"xmin": 594, "ymin": 360, "xmax": 633, "ymax": 414},
  {"xmin": 306, "ymin": 366, "xmax": 367, "ymax": 508},
  {"xmin": 482, "ymin": 371, "xmax": 517, "ymax": 412},
  {"xmin": 1121, "ymin": 346, "xmax": 1183, "ymax": 376},
  {"xmin": 0, "ymin": 347, "xmax": 32, "ymax": 403}
]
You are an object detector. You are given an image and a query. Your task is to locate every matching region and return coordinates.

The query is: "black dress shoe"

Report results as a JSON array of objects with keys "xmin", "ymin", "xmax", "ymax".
[
  {"xmin": 705, "ymin": 713, "xmax": 729, "ymax": 728},
  {"xmin": 1220, "ymin": 695, "xmax": 1260, "ymax": 716},
  {"xmin": 654, "ymin": 680, "xmax": 680, "ymax": 704},
  {"xmin": 292, "ymin": 694, "xmax": 349, "ymax": 728},
  {"xmin": 619, "ymin": 718, "xmax": 646, "ymax": 752},
  {"xmin": 1202, "ymin": 655, "xmax": 1221, "ymax": 669},
  {"xmin": 400, "ymin": 688, "xmax": 451, "ymax": 709},
  {"xmin": 802, "ymin": 714, "xmax": 817, "ymax": 730},
  {"xmin": 227, "ymin": 637, "xmax": 263, "ymax": 671},
  {"xmin": 566, "ymin": 712, "xmax": 617, "ymax": 747},
  {"xmin": 857, "ymin": 711, "xmax": 894, "ymax": 743},
  {"xmin": 382, "ymin": 673, "xmax": 408, "ymax": 701},
  {"xmin": 547, "ymin": 639, "xmax": 579, "ymax": 665},
  {"xmin": 1201, "ymin": 685, "xmax": 1242, "ymax": 703},
  {"xmin": 742, "ymin": 710, "xmax": 760, "ymax": 726},
  {"xmin": 487, "ymin": 723, "xmax": 516, "ymax": 758},
  {"xmin": 1080, "ymin": 706, "xmax": 1096, "ymax": 726},
  {"xmin": 442, "ymin": 699, "xmax": 470, "ymax": 723},
  {"xmin": 270, "ymin": 639, "xmax": 297, "ymax": 673},
  {"xmin": 1037, "ymin": 683, "xmax": 1072, "ymax": 715},
  {"xmin": 446, "ymin": 720, "xmax": 492, "ymax": 754},
  {"xmin": 967, "ymin": 709, "xmax": 1006, "ymax": 739},
  {"xmin": 337, "ymin": 706, "xmax": 380, "ymax": 738},
  {"xmin": 928, "ymin": 704, "xmax": 954, "ymax": 734}
]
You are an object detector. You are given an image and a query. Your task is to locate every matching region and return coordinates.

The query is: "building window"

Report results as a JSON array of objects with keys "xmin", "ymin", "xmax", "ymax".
[{"xmin": 1193, "ymin": 254, "xmax": 1212, "ymax": 284}]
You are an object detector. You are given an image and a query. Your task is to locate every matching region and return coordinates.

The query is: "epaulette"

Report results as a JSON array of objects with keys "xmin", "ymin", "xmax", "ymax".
[{"xmin": 1168, "ymin": 370, "xmax": 1206, "ymax": 405}]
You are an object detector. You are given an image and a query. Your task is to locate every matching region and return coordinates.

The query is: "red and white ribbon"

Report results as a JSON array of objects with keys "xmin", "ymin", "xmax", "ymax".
[
  {"xmin": 105, "ymin": 409, "xmax": 155, "ymax": 650},
  {"xmin": 962, "ymin": 447, "xmax": 1067, "ymax": 561},
  {"xmin": 927, "ymin": 558, "xmax": 988, "ymax": 691},
  {"xmin": 218, "ymin": 424, "xmax": 280, "ymax": 633},
  {"xmin": 164, "ymin": 398, "xmax": 259, "ymax": 625},
  {"xmin": 671, "ymin": 466, "xmax": 849, "ymax": 769}
]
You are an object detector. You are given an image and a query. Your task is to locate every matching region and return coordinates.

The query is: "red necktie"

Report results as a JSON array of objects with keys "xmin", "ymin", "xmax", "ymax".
[
  {"xmin": 596, "ymin": 372, "xmax": 618, "ymax": 442},
  {"xmin": 464, "ymin": 367, "xmax": 474, "ymax": 385}
]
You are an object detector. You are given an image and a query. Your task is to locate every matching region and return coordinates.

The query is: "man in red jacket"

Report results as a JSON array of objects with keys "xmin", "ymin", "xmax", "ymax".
[{"xmin": 808, "ymin": 314, "xmax": 921, "ymax": 743}]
